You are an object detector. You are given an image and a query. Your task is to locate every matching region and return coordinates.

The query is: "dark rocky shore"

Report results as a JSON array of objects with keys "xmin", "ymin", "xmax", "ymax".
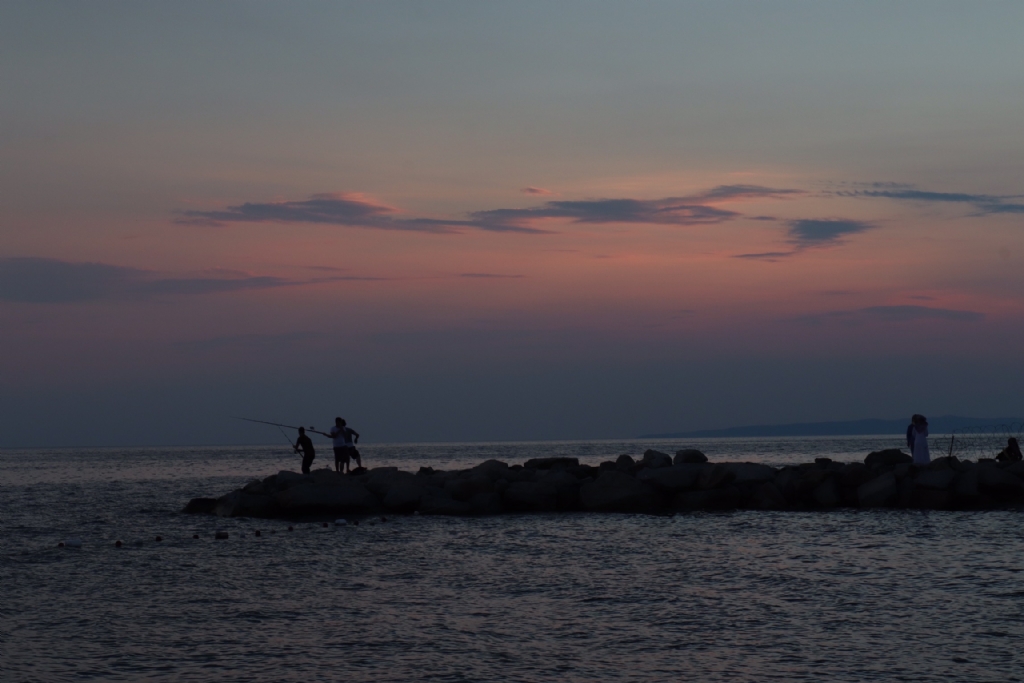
[{"xmin": 184, "ymin": 448, "xmax": 1024, "ymax": 519}]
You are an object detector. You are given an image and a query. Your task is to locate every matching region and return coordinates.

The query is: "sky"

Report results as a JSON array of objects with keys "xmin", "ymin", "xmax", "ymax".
[{"xmin": 2, "ymin": 1, "xmax": 1023, "ymax": 447}]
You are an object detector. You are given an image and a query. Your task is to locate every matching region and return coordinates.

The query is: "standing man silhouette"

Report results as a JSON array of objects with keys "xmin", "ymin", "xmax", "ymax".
[
  {"xmin": 293, "ymin": 426, "xmax": 316, "ymax": 474},
  {"xmin": 330, "ymin": 417, "xmax": 361, "ymax": 473}
]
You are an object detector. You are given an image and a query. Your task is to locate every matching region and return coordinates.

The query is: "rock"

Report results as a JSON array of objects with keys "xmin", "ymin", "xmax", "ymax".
[
  {"xmin": 675, "ymin": 449, "xmax": 708, "ymax": 464},
  {"xmin": 953, "ymin": 468, "xmax": 979, "ymax": 501},
  {"xmin": 641, "ymin": 449, "xmax": 673, "ymax": 469},
  {"xmin": 615, "ymin": 454, "xmax": 636, "ymax": 471},
  {"xmin": 469, "ymin": 491, "xmax": 504, "ymax": 515},
  {"xmin": 1008, "ymin": 461, "xmax": 1024, "ymax": 478},
  {"xmin": 976, "ymin": 465, "xmax": 1023, "ymax": 495},
  {"xmin": 914, "ymin": 469, "xmax": 957, "ymax": 490},
  {"xmin": 722, "ymin": 462, "xmax": 777, "ymax": 484},
  {"xmin": 503, "ymin": 481, "xmax": 559, "ymax": 512},
  {"xmin": 364, "ymin": 469, "xmax": 416, "ymax": 498},
  {"xmin": 381, "ymin": 480, "xmax": 426, "ymax": 512},
  {"xmin": 912, "ymin": 489, "xmax": 952, "ymax": 510},
  {"xmin": 275, "ymin": 481, "xmax": 378, "ymax": 513},
  {"xmin": 470, "ymin": 459, "xmax": 510, "ymax": 478},
  {"xmin": 524, "ymin": 457, "xmax": 579, "ymax": 470},
  {"xmin": 751, "ymin": 482, "xmax": 788, "ymax": 510},
  {"xmin": 698, "ymin": 464, "xmax": 735, "ymax": 490},
  {"xmin": 183, "ymin": 497, "xmax": 218, "ymax": 514},
  {"xmin": 213, "ymin": 491, "xmax": 279, "ymax": 518},
  {"xmin": 864, "ymin": 449, "xmax": 912, "ymax": 468},
  {"xmin": 445, "ymin": 475, "xmax": 494, "ymax": 501},
  {"xmin": 539, "ymin": 469, "xmax": 583, "ymax": 509},
  {"xmin": 673, "ymin": 486, "xmax": 740, "ymax": 511},
  {"xmin": 580, "ymin": 471, "xmax": 655, "ymax": 512},
  {"xmin": 274, "ymin": 470, "xmax": 309, "ymax": 490},
  {"xmin": 419, "ymin": 491, "xmax": 472, "ymax": 516},
  {"xmin": 636, "ymin": 464, "xmax": 705, "ymax": 493},
  {"xmin": 417, "ymin": 466, "xmax": 435, "ymax": 476},
  {"xmin": 242, "ymin": 479, "xmax": 267, "ymax": 495},
  {"xmin": 839, "ymin": 463, "xmax": 875, "ymax": 490},
  {"xmin": 812, "ymin": 478, "xmax": 841, "ymax": 508},
  {"xmin": 815, "ymin": 458, "xmax": 833, "ymax": 467},
  {"xmin": 858, "ymin": 472, "xmax": 897, "ymax": 507}
]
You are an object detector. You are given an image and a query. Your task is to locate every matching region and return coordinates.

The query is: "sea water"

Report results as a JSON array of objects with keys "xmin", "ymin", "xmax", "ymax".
[{"xmin": 1, "ymin": 437, "xmax": 1022, "ymax": 681}]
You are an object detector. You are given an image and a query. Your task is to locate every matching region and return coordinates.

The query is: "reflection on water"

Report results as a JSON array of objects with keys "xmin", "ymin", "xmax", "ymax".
[{"xmin": 1, "ymin": 439, "xmax": 1022, "ymax": 681}]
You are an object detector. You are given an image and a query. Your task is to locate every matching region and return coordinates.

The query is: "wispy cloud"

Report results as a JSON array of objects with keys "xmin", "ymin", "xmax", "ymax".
[
  {"xmin": 458, "ymin": 273, "xmax": 524, "ymax": 279},
  {"xmin": 797, "ymin": 304, "xmax": 984, "ymax": 324},
  {"xmin": 840, "ymin": 185, "xmax": 1024, "ymax": 215},
  {"xmin": 177, "ymin": 185, "xmax": 803, "ymax": 235},
  {"xmin": 520, "ymin": 187, "xmax": 554, "ymax": 195},
  {"xmin": 0, "ymin": 257, "xmax": 366, "ymax": 304},
  {"xmin": 734, "ymin": 218, "xmax": 874, "ymax": 260},
  {"xmin": 788, "ymin": 218, "xmax": 873, "ymax": 247}
]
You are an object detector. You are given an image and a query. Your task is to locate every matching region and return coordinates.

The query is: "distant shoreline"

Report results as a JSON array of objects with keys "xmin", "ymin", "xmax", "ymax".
[{"xmin": 641, "ymin": 415, "xmax": 1022, "ymax": 439}]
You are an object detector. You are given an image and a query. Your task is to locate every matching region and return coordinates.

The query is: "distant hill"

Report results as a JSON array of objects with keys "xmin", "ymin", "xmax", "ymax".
[{"xmin": 640, "ymin": 416, "xmax": 1021, "ymax": 439}]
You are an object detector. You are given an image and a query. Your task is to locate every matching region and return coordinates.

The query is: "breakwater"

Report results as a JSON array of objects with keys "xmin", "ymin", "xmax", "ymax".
[{"xmin": 185, "ymin": 448, "xmax": 1024, "ymax": 518}]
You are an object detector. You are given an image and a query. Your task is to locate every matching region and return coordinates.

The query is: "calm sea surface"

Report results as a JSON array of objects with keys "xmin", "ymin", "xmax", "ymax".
[{"xmin": 2, "ymin": 436, "xmax": 1022, "ymax": 682}]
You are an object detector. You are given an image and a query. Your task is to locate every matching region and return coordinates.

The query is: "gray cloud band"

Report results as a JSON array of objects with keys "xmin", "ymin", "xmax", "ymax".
[
  {"xmin": 0, "ymin": 258, "xmax": 362, "ymax": 304},
  {"xmin": 176, "ymin": 185, "xmax": 802, "ymax": 234}
]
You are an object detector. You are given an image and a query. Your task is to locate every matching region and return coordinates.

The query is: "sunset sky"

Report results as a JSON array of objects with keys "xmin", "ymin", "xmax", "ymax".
[{"xmin": 2, "ymin": 2, "xmax": 1023, "ymax": 446}]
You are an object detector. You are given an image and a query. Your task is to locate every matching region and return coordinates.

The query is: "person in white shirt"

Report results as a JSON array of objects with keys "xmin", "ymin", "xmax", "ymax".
[
  {"xmin": 911, "ymin": 415, "xmax": 930, "ymax": 465},
  {"xmin": 329, "ymin": 417, "xmax": 361, "ymax": 473}
]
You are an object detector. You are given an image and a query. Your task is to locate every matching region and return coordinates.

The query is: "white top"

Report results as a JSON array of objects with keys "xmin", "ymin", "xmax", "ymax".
[
  {"xmin": 330, "ymin": 426, "xmax": 346, "ymax": 448},
  {"xmin": 912, "ymin": 427, "xmax": 930, "ymax": 465}
]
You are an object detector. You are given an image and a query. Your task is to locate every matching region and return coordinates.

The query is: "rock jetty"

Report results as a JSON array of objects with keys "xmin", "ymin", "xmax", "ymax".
[{"xmin": 184, "ymin": 448, "xmax": 1024, "ymax": 519}]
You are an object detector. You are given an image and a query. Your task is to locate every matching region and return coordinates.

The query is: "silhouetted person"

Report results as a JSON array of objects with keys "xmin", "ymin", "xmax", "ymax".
[
  {"xmin": 333, "ymin": 418, "xmax": 360, "ymax": 472},
  {"xmin": 996, "ymin": 437, "xmax": 1023, "ymax": 463},
  {"xmin": 294, "ymin": 426, "xmax": 315, "ymax": 474},
  {"xmin": 911, "ymin": 415, "xmax": 930, "ymax": 465},
  {"xmin": 906, "ymin": 414, "xmax": 922, "ymax": 453}
]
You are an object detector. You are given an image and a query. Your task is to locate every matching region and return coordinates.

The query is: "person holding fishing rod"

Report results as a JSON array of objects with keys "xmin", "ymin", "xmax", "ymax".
[{"xmin": 293, "ymin": 427, "xmax": 316, "ymax": 474}]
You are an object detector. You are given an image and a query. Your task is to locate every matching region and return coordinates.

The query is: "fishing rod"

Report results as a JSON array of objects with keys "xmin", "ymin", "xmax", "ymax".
[{"xmin": 232, "ymin": 416, "xmax": 331, "ymax": 437}]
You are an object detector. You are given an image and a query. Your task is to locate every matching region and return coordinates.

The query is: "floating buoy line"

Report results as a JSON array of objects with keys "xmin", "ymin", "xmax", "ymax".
[{"xmin": 55, "ymin": 517, "xmax": 389, "ymax": 548}]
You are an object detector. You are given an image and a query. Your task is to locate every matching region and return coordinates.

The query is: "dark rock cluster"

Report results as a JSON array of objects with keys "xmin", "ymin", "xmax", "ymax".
[{"xmin": 184, "ymin": 447, "xmax": 1024, "ymax": 519}]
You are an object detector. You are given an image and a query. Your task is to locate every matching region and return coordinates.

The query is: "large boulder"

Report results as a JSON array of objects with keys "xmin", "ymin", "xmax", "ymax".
[
  {"xmin": 914, "ymin": 469, "xmax": 957, "ymax": 491},
  {"xmin": 812, "ymin": 478, "xmax": 841, "ymax": 508},
  {"xmin": 524, "ymin": 457, "xmax": 579, "ymax": 470},
  {"xmin": 698, "ymin": 464, "xmax": 735, "ymax": 490},
  {"xmin": 503, "ymin": 481, "xmax": 559, "ymax": 512},
  {"xmin": 636, "ymin": 464, "xmax": 705, "ymax": 493},
  {"xmin": 953, "ymin": 468, "xmax": 979, "ymax": 501},
  {"xmin": 858, "ymin": 472, "xmax": 897, "ymax": 507},
  {"xmin": 673, "ymin": 486, "xmax": 740, "ymax": 511},
  {"xmin": 580, "ymin": 471, "xmax": 655, "ymax": 512},
  {"xmin": 183, "ymin": 497, "xmax": 218, "ymax": 514},
  {"xmin": 615, "ymin": 454, "xmax": 636, "ymax": 471},
  {"xmin": 419, "ymin": 491, "xmax": 472, "ymax": 516},
  {"xmin": 722, "ymin": 462, "xmax": 777, "ymax": 484},
  {"xmin": 641, "ymin": 449, "xmax": 673, "ymax": 469},
  {"xmin": 275, "ymin": 481, "xmax": 378, "ymax": 513},
  {"xmin": 911, "ymin": 489, "xmax": 952, "ymax": 510},
  {"xmin": 976, "ymin": 464, "xmax": 1023, "ymax": 495},
  {"xmin": 213, "ymin": 491, "xmax": 279, "ymax": 518},
  {"xmin": 839, "ymin": 463, "xmax": 875, "ymax": 490},
  {"xmin": 865, "ymin": 449, "xmax": 912, "ymax": 468},
  {"xmin": 469, "ymin": 491, "xmax": 504, "ymax": 515},
  {"xmin": 750, "ymin": 482, "xmax": 788, "ymax": 510},
  {"xmin": 675, "ymin": 449, "xmax": 708, "ymax": 464},
  {"xmin": 445, "ymin": 475, "xmax": 494, "ymax": 501},
  {"xmin": 364, "ymin": 469, "xmax": 415, "ymax": 498},
  {"xmin": 381, "ymin": 480, "xmax": 426, "ymax": 512},
  {"xmin": 470, "ymin": 459, "xmax": 510, "ymax": 479},
  {"xmin": 539, "ymin": 470, "xmax": 583, "ymax": 509}
]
